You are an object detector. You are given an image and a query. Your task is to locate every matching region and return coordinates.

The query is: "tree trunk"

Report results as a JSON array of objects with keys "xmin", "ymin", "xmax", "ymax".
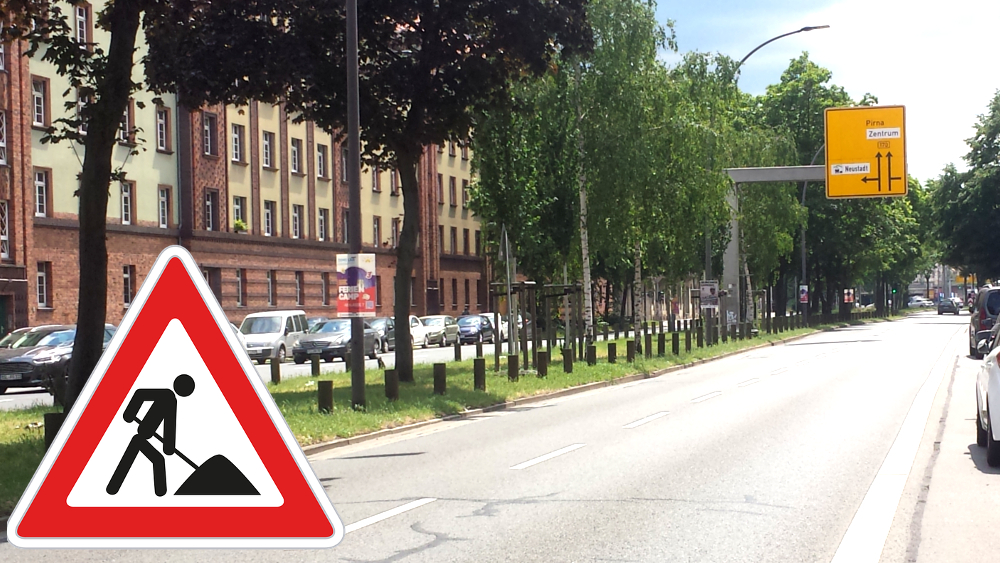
[
  {"xmin": 66, "ymin": 0, "xmax": 142, "ymax": 412},
  {"xmin": 393, "ymin": 149, "xmax": 422, "ymax": 383},
  {"xmin": 575, "ymin": 64, "xmax": 593, "ymax": 344}
]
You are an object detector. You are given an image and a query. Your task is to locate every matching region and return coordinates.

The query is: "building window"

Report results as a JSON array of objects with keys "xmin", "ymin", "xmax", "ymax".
[
  {"xmin": 375, "ymin": 275, "xmax": 382, "ymax": 306},
  {"xmin": 340, "ymin": 147, "xmax": 348, "ymax": 182},
  {"xmin": 158, "ymin": 187, "xmax": 170, "ymax": 228},
  {"xmin": 75, "ymin": 4, "xmax": 90, "ymax": 44},
  {"xmin": 438, "ymin": 225, "xmax": 444, "ymax": 255},
  {"xmin": 439, "ymin": 278, "xmax": 445, "ymax": 308},
  {"xmin": 462, "ymin": 179, "xmax": 469, "ymax": 208},
  {"xmin": 118, "ymin": 99, "xmax": 134, "ymax": 144},
  {"xmin": 267, "ymin": 270, "xmax": 276, "ymax": 306},
  {"xmin": 233, "ymin": 195, "xmax": 246, "ymax": 229},
  {"xmin": 0, "ymin": 112, "xmax": 6, "ymax": 165},
  {"xmin": 295, "ymin": 271, "xmax": 304, "ymax": 305},
  {"xmin": 0, "ymin": 201, "xmax": 9, "ymax": 259},
  {"xmin": 290, "ymin": 138, "xmax": 302, "ymax": 173},
  {"xmin": 262, "ymin": 131, "xmax": 275, "ymax": 168},
  {"xmin": 477, "ymin": 279, "xmax": 482, "ymax": 308},
  {"xmin": 264, "ymin": 200, "xmax": 276, "ymax": 236},
  {"xmin": 317, "ymin": 144, "xmax": 328, "ymax": 178},
  {"xmin": 341, "ymin": 209, "xmax": 349, "ymax": 244},
  {"xmin": 120, "ymin": 181, "xmax": 134, "ymax": 225},
  {"xmin": 0, "ymin": 43, "xmax": 5, "ymax": 72},
  {"xmin": 372, "ymin": 216, "xmax": 381, "ymax": 248},
  {"xmin": 452, "ymin": 278, "xmax": 458, "ymax": 308},
  {"xmin": 34, "ymin": 170, "xmax": 49, "ymax": 217},
  {"xmin": 371, "ymin": 165, "xmax": 381, "ymax": 192},
  {"xmin": 449, "ymin": 141, "xmax": 456, "ymax": 157},
  {"xmin": 31, "ymin": 78, "xmax": 47, "ymax": 127},
  {"xmin": 235, "ymin": 269, "xmax": 247, "ymax": 307},
  {"xmin": 318, "ymin": 208, "xmax": 329, "ymax": 241},
  {"xmin": 450, "ymin": 227, "xmax": 458, "ymax": 255},
  {"xmin": 461, "ymin": 142, "xmax": 469, "ymax": 160},
  {"xmin": 437, "ymin": 174, "xmax": 444, "ymax": 204},
  {"xmin": 292, "ymin": 204, "xmax": 303, "ymax": 239},
  {"xmin": 123, "ymin": 265, "xmax": 136, "ymax": 307},
  {"xmin": 464, "ymin": 279, "xmax": 470, "ymax": 307},
  {"xmin": 232, "ymin": 124, "xmax": 245, "ymax": 163},
  {"xmin": 475, "ymin": 230, "xmax": 481, "ymax": 256},
  {"xmin": 391, "ymin": 218, "xmax": 401, "ymax": 248},
  {"xmin": 449, "ymin": 177, "xmax": 457, "ymax": 207},
  {"xmin": 202, "ymin": 112, "xmax": 218, "ymax": 156},
  {"xmin": 411, "ymin": 277, "xmax": 417, "ymax": 307},
  {"xmin": 156, "ymin": 107, "xmax": 171, "ymax": 152},
  {"xmin": 390, "ymin": 169, "xmax": 399, "ymax": 196},
  {"xmin": 37, "ymin": 262, "xmax": 51, "ymax": 308},
  {"xmin": 463, "ymin": 228, "xmax": 470, "ymax": 255},
  {"xmin": 204, "ymin": 189, "xmax": 219, "ymax": 231},
  {"xmin": 322, "ymin": 272, "xmax": 330, "ymax": 306}
]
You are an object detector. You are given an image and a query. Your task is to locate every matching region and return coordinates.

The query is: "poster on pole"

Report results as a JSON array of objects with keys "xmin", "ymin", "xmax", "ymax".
[
  {"xmin": 336, "ymin": 254, "xmax": 376, "ymax": 318},
  {"xmin": 799, "ymin": 285, "xmax": 809, "ymax": 304},
  {"xmin": 700, "ymin": 280, "xmax": 719, "ymax": 309},
  {"xmin": 844, "ymin": 288, "xmax": 855, "ymax": 304}
]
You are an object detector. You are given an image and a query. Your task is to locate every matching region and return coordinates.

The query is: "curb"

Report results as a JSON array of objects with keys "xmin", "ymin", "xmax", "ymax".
[{"xmin": 302, "ymin": 323, "xmax": 850, "ymax": 458}]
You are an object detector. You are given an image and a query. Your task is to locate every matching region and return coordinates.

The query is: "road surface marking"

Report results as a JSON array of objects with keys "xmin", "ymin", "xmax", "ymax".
[
  {"xmin": 510, "ymin": 444, "xmax": 586, "ymax": 470},
  {"xmin": 737, "ymin": 378, "xmax": 761, "ymax": 388},
  {"xmin": 691, "ymin": 391, "xmax": 722, "ymax": 403},
  {"xmin": 830, "ymin": 347, "xmax": 957, "ymax": 563},
  {"xmin": 0, "ymin": 399, "xmax": 12, "ymax": 403},
  {"xmin": 623, "ymin": 412, "xmax": 669, "ymax": 429},
  {"xmin": 345, "ymin": 498, "xmax": 437, "ymax": 534},
  {"xmin": 771, "ymin": 366, "xmax": 789, "ymax": 375}
]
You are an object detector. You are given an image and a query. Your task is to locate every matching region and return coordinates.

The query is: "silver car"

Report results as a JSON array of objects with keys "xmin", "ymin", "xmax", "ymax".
[{"xmin": 419, "ymin": 315, "xmax": 459, "ymax": 347}]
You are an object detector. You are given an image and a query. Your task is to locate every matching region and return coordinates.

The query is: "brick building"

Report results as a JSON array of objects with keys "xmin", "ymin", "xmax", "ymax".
[{"xmin": 0, "ymin": 4, "xmax": 486, "ymax": 332}]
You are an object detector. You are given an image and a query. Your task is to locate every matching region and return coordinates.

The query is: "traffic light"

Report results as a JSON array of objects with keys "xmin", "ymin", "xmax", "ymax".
[{"xmin": 892, "ymin": 288, "xmax": 897, "ymax": 294}]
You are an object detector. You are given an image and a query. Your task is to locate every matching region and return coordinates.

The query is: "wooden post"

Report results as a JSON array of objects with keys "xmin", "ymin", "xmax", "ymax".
[
  {"xmin": 385, "ymin": 368, "xmax": 398, "ymax": 401},
  {"xmin": 537, "ymin": 350, "xmax": 548, "ymax": 378},
  {"xmin": 473, "ymin": 358, "xmax": 486, "ymax": 391},
  {"xmin": 270, "ymin": 357, "xmax": 281, "ymax": 385},
  {"xmin": 657, "ymin": 332, "xmax": 665, "ymax": 357},
  {"xmin": 454, "ymin": 336, "xmax": 462, "ymax": 362},
  {"xmin": 508, "ymin": 354, "xmax": 519, "ymax": 382},
  {"xmin": 626, "ymin": 339, "xmax": 636, "ymax": 362},
  {"xmin": 318, "ymin": 380, "xmax": 333, "ymax": 413},
  {"xmin": 608, "ymin": 342, "xmax": 617, "ymax": 363},
  {"xmin": 433, "ymin": 363, "xmax": 447, "ymax": 395},
  {"xmin": 530, "ymin": 283, "xmax": 539, "ymax": 369},
  {"xmin": 587, "ymin": 343, "xmax": 597, "ymax": 366},
  {"xmin": 672, "ymin": 332, "xmax": 680, "ymax": 355},
  {"xmin": 562, "ymin": 347, "xmax": 573, "ymax": 373},
  {"xmin": 644, "ymin": 332, "xmax": 652, "ymax": 359},
  {"xmin": 494, "ymin": 291, "xmax": 501, "ymax": 373},
  {"xmin": 310, "ymin": 353, "xmax": 320, "ymax": 376},
  {"xmin": 697, "ymin": 323, "xmax": 704, "ymax": 348},
  {"xmin": 476, "ymin": 340, "xmax": 483, "ymax": 358},
  {"xmin": 685, "ymin": 326, "xmax": 692, "ymax": 352}
]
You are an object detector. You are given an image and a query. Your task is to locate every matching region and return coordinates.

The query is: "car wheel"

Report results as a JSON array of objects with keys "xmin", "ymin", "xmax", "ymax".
[
  {"xmin": 368, "ymin": 343, "xmax": 378, "ymax": 360},
  {"xmin": 381, "ymin": 338, "xmax": 388, "ymax": 353},
  {"xmin": 988, "ymin": 404, "xmax": 1000, "ymax": 467},
  {"xmin": 424, "ymin": 335, "xmax": 431, "ymax": 349},
  {"xmin": 276, "ymin": 346, "xmax": 286, "ymax": 364},
  {"xmin": 978, "ymin": 404, "xmax": 989, "ymax": 448},
  {"xmin": 293, "ymin": 355, "xmax": 306, "ymax": 365},
  {"xmin": 439, "ymin": 335, "xmax": 447, "ymax": 348}
]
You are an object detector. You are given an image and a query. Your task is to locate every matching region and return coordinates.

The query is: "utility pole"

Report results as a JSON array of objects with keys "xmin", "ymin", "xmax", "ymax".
[{"xmin": 346, "ymin": 0, "xmax": 364, "ymax": 409}]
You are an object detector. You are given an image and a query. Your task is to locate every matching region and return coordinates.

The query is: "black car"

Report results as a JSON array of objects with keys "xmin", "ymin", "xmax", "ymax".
[
  {"xmin": 458, "ymin": 315, "xmax": 495, "ymax": 344},
  {"xmin": 368, "ymin": 317, "xmax": 396, "ymax": 353},
  {"xmin": 0, "ymin": 325, "xmax": 115, "ymax": 394},
  {"xmin": 971, "ymin": 286, "xmax": 1000, "ymax": 358},
  {"xmin": 292, "ymin": 319, "xmax": 378, "ymax": 364}
]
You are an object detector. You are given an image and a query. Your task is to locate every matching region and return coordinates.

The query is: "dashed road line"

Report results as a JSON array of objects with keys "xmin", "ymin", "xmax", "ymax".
[
  {"xmin": 737, "ymin": 378, "xmax": 761, "ymax": 388},
  {"xmin": 510, "ymin": 444, "xmax": 586, "ymax": 470},
  {"xmin": 691, "ymin": 391, "xmax": 722, "ymax": 403},
  {"xmin": 622, "ymin": 412, "xmax": 669, "ymax": 429},
  {"xmin": 345, "ymin": 498, "xmax": 438, "ymax": 534},
  {"xmin": 771, "ymin": 367, "xmax": 789, "ymax": 375}
]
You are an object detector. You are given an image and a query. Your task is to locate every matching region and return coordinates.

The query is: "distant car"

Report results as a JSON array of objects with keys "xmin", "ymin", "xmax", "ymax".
[
  {"xmin": 1, "ymin": 325, "xmax": 116, "ymax": 395},
  {"xmin": 292, "ymin": 319, "xmax": 377, "ymax": 364},
  {"xmin": 938, "ymin": 298, "xmax": 961, "ymax": 315},
  {"xmin": 971, "ymin": 286, "xmax": 1000, "ymax": 358},
  {"xmin": 458, "ymin": 315, "xmax": 495, "ymax": 344},
  {"xmin": 908, "ymin": 297, "xmax": 933, "ymax": 308},
  {"xmin": 407, "ymin": 315, "xmax": 436, "ymax": 348},
  {"xmin": 368, "ymin": 317, "xmax": 396, "ymax": 353},
  {"xmin": 240, "ymin": 310, "xmax": 308, "ymax": 364},
  {"xmin": 420, "ymin": 315, "xmax": 459, "ymax": 347},
  {"xmin": 307, "ymin": 316, "xmax": 330, "ymax": 330}
]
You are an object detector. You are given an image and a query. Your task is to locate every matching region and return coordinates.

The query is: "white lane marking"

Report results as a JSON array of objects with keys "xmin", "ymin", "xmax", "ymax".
[
  {"xmin": 830, "ymin": 353, "xmax": 955, "ymax": 563},
  {"xmin": 691, "ymin": 391, "xmax": 722, "ymax": 403},
  {"xmin": 737, "ymin": 378, "xmax": 761, "ymax": 388},
  {"xmin": 0, "ymin": 399, "xmax": 13, "ymax": 403},
  {"xmin": 345, "ymin": 498, "xmax": 437, "ymax": 534},
  {"xmin": 771, "ymin": 367, "xmax": 789, "ymax": 375},
  {"xmin": 623, "ymin": 412, "xmax": 669, "ymax": 429},
  {"xmin": 510, "ymin": 444, "xmax": 586, "ymax": 470}
]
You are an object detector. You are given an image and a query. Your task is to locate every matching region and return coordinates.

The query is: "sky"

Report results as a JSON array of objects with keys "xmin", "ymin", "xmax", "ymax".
[{"xmin": 654, "ymin": 0, "xmax": 1000, "ymax": 184}]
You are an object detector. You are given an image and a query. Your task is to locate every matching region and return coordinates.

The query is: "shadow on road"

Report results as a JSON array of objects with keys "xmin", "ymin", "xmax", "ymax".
[{"xmin": 966, "ymin": 444, "xmax": 1000, "ymax": 475}]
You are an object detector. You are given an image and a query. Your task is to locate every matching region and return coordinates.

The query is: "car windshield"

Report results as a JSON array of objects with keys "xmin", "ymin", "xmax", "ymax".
[
  {"xmin": 0, "ymin": 329, "xmax": 28, "ymax": 348},
  {"xmin": 987, "ymin": 292, "xmax": 1000, "ymax": 316},
  {"xmin": 423, "ymin": 318, "xmax": 443, "ymax": 326},
  {"xmin": 311, "ymin": 320, "xmax": 351, "ymax": 333},
  {"xmin": 37, "ymin": 330, "xmax": 76, "ymax": 347},
  {"xmin": 370, "ymin": 319, "xmax": 386, "ymax": 328},
  {"xmin": 241, "ymin": 316, "xmax": 281, "ymax": 335},
  {"xmin": 11, "ymin": 329, "xmax": 62, "ymax": 349},
  {"xmin": 458, "ymin": 317, "xmax": 480, "ymax": 326}
]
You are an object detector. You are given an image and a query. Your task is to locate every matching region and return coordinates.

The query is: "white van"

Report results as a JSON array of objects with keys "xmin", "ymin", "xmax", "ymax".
[{"xmin": 239, "ymin": 310, "xmax": 308, "ymax": 364}]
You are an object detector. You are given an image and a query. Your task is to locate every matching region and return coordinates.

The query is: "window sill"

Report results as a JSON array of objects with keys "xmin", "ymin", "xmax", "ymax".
[
  {"xmin": 318, "ymin": 176, "xmax": 331, "ymax": 182},
  {"xmin": 117, "ymin": 140, "xmax": 137, "ymax": 148},
  {"xmin": 156, "ymin": 148, "xmax": 174, "ymax": 155},
  {"xmin": 291, "ymin": 171, "xmax": 305, "ymax": 177},
  {"xmin": 232, "ymin": 159, "xmax": 249, "ymax": 167},
  {"xmin": 263, "ymin": 166, "xmax": 278, "ymax": 172},
  {"xmin": 37, "ymin": 307, "xmax": 54, "ymax": 312},
  {"xmin": 31, "ymin": 124, "xmax": 50, "ymax": 132},
  {"xmin": 202, "ymin": 153, "xmax": 221, "ymax": 161}
]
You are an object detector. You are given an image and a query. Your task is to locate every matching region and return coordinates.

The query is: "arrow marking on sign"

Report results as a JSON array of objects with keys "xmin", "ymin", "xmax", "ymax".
[{"xmin": 886, "ymin": 152, "xmax": 902, "ymax": 192}]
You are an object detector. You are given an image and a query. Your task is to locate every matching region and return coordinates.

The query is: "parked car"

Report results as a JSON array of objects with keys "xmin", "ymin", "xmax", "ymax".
[
  {"xmin": 458, "ymin": 315, "xmax": 495, "ymax": 344},
  {"xmin": 368, "ymin": 317, "xmax": 396, "ymax": 353},
  {"xmin": 307, "ymin": 316, "xmax": 330, "ymax": 330},
  {"xmin": 975, "ymin": 326, "xmax": 1000, "ymax": 465},
  {"xmin": 0, "ymin": 327, "xmax": 31, "ymax": 349},
  {"xmin": 230, "ymin": 323, "xmax": 248, "ymax": 352},
  {"xmin": 970, "ymin": 286, "xmax": 1000, "ymax": 359},
  {"xmin": 292, "ymin": 319, "xmax": 377, "ymax": 364},
  {"xmin": 938, "ymin": 297, "xmax": 962, "ymax": 315},
  {"xmin": 908, "ymin": 296, "xmax": 933, "ymax": 308},
  {"xmin": 406, "ymin": 315, "xmax": 435, "ymax": 348},
  {"xmin": 420, "ymin": 315, "xmax": 460, "ymax": 347},
  {"xmin": 239, "ymin": 310, "xmax": 308, "ymax": 364},
  {"xmin": 1, "ymin": 325, "xmax": 115, "ymax": 395}
]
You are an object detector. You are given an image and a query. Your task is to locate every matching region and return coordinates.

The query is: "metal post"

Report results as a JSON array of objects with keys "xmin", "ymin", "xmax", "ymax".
[
  {"xmin": 494, "ymin": 292, "xmax": 501, "ymax": 372},
  {"xmin": 346, "ymin": 0, "xmax": 365, "ymax": 410}
]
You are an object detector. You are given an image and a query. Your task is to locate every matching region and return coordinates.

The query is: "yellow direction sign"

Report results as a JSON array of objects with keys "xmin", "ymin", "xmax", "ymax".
[{"xmin": 824, "ymin": 105, "xmax": 907, "ymax": 198}]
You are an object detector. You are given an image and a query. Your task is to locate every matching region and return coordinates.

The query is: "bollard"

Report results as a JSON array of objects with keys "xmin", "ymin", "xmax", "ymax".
[
  {"xmin": 270, "ymin": 357, "xmax": 281, "ymax": 385},
  {"xmin": 385, "ymin": 368, "xmax": 399, "ymax": 401},
  {"xmin": 454, "ymin": 337, "xmax": 462, "ymax": 362},
  {"xmin": 626, "ymin": 339, "xmax": 636, "ymax": 363},
  {"xmin": 657, "ymin": 332, "xmax": 665, "ymax": 357},
  {"xmin": 587, "ymin": 343, "xmax": 597, "ymax": 366},
  {"xmin": 475, "ymin": 340, "xmax": 483, "ymax": 359},
  {"xmin": 603, "ymin": 324, "xmax": 609, "ymax": 342},
  {"xmin": 721, "ymin": 324, "xmax": 728, "ymax": 344},
  {"xmin": 310, "ymin": 353, "xmax": 320, "ymax": 376},
  {"xmin": 537, "ymin": 350, "xmax": 548, "ymax": 378},
  {"xmin": 474, "ymin": 358, "xmax": 486, "ymax": 391},
  {"xmin": 318, "ymin": 380, "xmax": 333, "ymax": 413},
  {"xmin": 562, "ymin": 348, "xmax": 573, "ymax": 373},
  {"xmin": 644, "ymin": 332, "xmax": 652, "ymax": 359},
  {"xmin": 685, "ymin": 327, "xmax": 692, "ymax": 352},
  {"xmin": 713, "ymin": 326, "xmax": 720, "ymax": 347},
  {"xmin": 672, "ymin": 331, "xmax": 680, "ymax": 355},
  {"xmin": 434, "ymin": 363, "xmax": 447, "ymax": 395},
  {"xmin": 508, "ymin": 355, "xmax": 520, "ymax": 382},
  {"xmin": 697, "ymin": 325, "xmax": 704, "ymax": 348},
  {"xmin": 614, "ymin": 325, "xmax": 620, "ymax": 341},
  {"xmin": 608, "ymin": 342, "xmax": 617, "ymax": 364}
]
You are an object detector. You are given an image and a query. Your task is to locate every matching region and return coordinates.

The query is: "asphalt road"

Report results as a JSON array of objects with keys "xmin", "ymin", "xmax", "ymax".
[{"xmin": 3, "ymin": 312, "xmax": 979, "ymax": 561}]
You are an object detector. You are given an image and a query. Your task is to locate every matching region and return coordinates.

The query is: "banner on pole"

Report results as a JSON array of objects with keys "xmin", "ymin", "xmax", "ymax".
[{"xmin": 336, "ymin": 254, "xmax": 376, "ymax": 318}]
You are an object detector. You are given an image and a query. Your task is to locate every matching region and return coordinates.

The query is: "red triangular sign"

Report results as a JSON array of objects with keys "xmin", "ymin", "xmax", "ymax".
[{"xmin": 7, "ymin": 246, "xmax": 345, "ymax": 548}]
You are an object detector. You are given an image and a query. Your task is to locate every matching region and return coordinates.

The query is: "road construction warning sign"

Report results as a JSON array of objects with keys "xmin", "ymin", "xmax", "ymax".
[
  {"xmin": 825, "ymin": 105, "xmax": 907, "ymax": 199},
  {"xmin": 6, "ymin": 246, "xmax": 344, "ymax": 549}
]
